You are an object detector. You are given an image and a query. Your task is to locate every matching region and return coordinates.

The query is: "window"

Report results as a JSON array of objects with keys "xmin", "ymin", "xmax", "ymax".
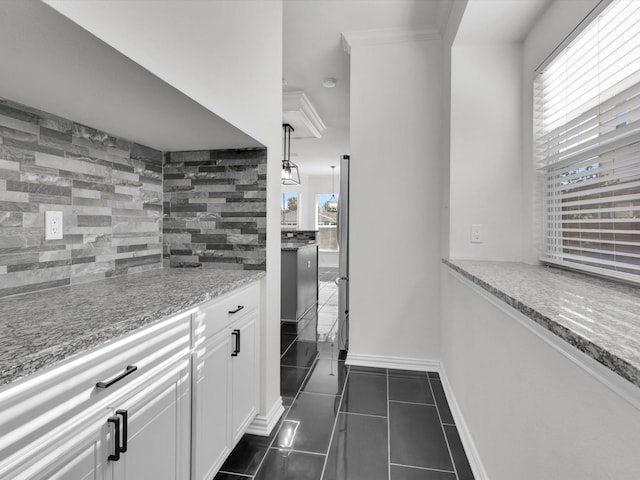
[
  {"xmin": 535, "ymin": 0, "xmax": 640, "ymax": 283},
  {"xmin": 317, "ymin": 193, "xmax": 338, "ymax": 250},
  {"xmin": 281, "ymin": 192, "xmax": 298, "ymax": 229}
]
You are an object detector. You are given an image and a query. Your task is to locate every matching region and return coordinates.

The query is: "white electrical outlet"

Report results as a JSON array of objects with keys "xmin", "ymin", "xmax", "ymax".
[
  {"xmin": 45, "ymin": 211, "xmax": 63, "ymax": 240},
  {"xmin": 471, "ymin": 224, "xmax": 483, "ymax": 243}
]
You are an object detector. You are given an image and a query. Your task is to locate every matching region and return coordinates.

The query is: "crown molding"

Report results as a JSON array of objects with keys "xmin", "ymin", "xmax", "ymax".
[
  {"xmin": 283, "ymin": 90, "xmax": 326, "ymax": 139},
  {"xmin": 342, "ymin": 27, "xmax": 441, "ymax": 54}
]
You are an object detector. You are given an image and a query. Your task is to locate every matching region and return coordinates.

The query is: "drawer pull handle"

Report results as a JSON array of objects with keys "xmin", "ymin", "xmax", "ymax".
[
  {"xmin": 229, "ymin": 305, "xmax": 245, "ymax": 314},
  {"xmin": 116, "ymin": 409, "xmax": 128, "ymax": 453},
  {"xmin": 96, "ymin": 365, "xmax": 138, "ymax": 389},
  {"xmin": 231, "ymin": 329, "xmax": 241, "ymax": 356},
  {"xmin": 108, "ymin": 416, "xmax": 121, "ymax": 462}
]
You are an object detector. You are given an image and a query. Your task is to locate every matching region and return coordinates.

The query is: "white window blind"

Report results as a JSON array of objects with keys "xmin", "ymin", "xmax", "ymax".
[{"xmin": 535, "ymin": 0, "xmax": 640, "ymax": 283}]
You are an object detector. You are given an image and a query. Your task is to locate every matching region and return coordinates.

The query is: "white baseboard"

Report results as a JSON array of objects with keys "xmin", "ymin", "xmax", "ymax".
[
  {"xmin": 345, "ymin": 352, "xmax": 441, "ymax": 373},
  {"xmin": 439, "ymin": 369, "xmax": 490, "ymax": 480},
  {"xmin": 246, "ymin": 396, "xmax": 285, "ymax": 436}
]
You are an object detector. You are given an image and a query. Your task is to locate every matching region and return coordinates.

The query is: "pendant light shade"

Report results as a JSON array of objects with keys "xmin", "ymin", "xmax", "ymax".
[
  {"xmin": 327, "ymin": 165, "xmax": 338, "ymax": 212},
  {"xmin": 282, "ymin": 124, "xmax": 300, "ymax": 185}
]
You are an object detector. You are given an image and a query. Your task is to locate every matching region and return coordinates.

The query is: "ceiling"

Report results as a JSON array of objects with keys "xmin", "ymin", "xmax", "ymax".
[
  {"xmin": 282, "ymin": 0, "xmax": 452, "ymax": 177},
  {"xmin": 282, "ymin": 0, "xmax": 552, "ymax": 177},
  {"xmin": 0, "ymin": 1, "xmax": 552, "ymax": 165},
  {"xmin": 0, "ymin": 0, "xmax": 259, "ymax": 152}
]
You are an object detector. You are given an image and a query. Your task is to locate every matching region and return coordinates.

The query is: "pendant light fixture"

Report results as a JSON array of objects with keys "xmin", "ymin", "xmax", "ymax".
[
  {"xmin": 281, "ymin": 124, "xmax": 300, "ymax": 185},
  {"xmin": 327, "ymin": 165, "xmax": 338, "ymax": 212}
]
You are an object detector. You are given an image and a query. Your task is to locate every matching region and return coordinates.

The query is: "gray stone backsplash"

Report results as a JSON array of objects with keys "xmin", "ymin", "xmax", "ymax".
[
  {"xmin": 163, "ymin": 148, "xmax": 267, "ymax": 270},
  {"xmin": 0, "ymin": 97, "xmax": 163, "ymax": 298}
]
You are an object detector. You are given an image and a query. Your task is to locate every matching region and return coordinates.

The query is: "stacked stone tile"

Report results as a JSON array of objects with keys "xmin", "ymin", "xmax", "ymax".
[
  {"xmin": 0, "ymin": 98, "xmax": 163, "ymax": 298},
  {"xmin": 163, "ymin": 149, "xmax": 267, "ymax": 270}
]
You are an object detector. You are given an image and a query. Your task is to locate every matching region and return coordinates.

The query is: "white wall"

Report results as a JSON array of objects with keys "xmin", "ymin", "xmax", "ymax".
[
  {"xmin": 441, "ymin": 267, "xmax": 640, "ymax": 480},
  {"xmin": 347, "ymin": 34, "xmax": 442, "ymax": 362},
  {"xmin": 45, "ymin": 0, "xmax": 284, "ymax": 430},
  {"xmin": 449, "ymin": 43, "xmax": 523, "ymax": 261}
]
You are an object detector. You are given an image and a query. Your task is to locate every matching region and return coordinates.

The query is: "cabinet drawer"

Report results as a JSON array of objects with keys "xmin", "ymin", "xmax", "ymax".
[
  {"xmin": 0, "ymin": 311, "xmax": 191, "ymax": 467},
  {"xmin": 193, "ymin": 281, "xmax": 260, "ymax": 345}
]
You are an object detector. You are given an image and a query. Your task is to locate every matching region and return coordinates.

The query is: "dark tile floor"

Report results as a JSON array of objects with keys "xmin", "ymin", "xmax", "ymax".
[{"xmin": 214, "ymin": 333, "xmax": 475, "ymax": 480}]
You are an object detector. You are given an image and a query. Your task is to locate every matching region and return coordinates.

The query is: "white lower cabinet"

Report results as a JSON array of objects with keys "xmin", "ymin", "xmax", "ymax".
[
  {"xmin": 109, "ymin": 359, "xmax": 191, "ymax": 480},
  {"xmin": 192, "ymin": 329, "xmax": 233, "ymax": 480},
  {"xmin": 0, "ymin": 280, "xmax": 261, "ymax": 480},
  {"xmin": 230, "ymin": 311, "xmax": 258, "ymax": 444},
  {"xmin": 191, "ymin": 282, "xmax": 260, "ymax": 480}
]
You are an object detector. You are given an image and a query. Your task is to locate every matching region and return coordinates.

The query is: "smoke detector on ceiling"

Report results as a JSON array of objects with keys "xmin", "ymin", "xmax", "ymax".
[{"xmin": 322, "ymin": 77, "xmax": 337, "ymax": 88}]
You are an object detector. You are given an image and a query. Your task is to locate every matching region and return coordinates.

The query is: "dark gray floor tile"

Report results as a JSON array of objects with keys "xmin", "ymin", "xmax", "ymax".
[
  {"xmin": 316, "ymin": 341, "xmax": 341, "ymax": 360},
  {"xmin": 219, "ymin": 433, "xmax": 271, "ymax": 475},
  {"xmin": 444, "ymin": 425, "xmax": 475, "ymax": 480},
  {"xmin": 281, "ymin": 340, "xmax": 318, "ymax": 368},
  {"xmin": 389, "ymin": 402, "xmax": 453, "ymax": 471},
  {"xmin": 389, "ymin": 375, "xmax": 434, "ymax": 405},
  {"xmin": 349, "ymin": 365, "xmax": 387, "ymax": 375},
  {"xmin": 254, "ymin": 448, "xmax": 325, "ymax": 480},
  {"xmin": 301, "ymin": 359, "xmax": 348, "ymax": 395},
  {"xmin": 281, "ymin": 366, "xmax": 310, "ymax": 399},
  {"xmin": 282, "ymin": 321, "xmax": 298, "ymax": 334},
  {"xmin": 276, "ymin": 393, "xmax": 340, "ymax": 453},
  {"xmin": 429, "ymin": 378, "xmax": 454, "ymax": 424},
  {"xmin": 323, "ymin": 412, "xmax": 388, "ymax": 480},
  {"xmin": 282, "ymin": 333, "xmax": 297, "ymax": 354},
  {"xmin": 340, "ymin": 372, "xmax": 387, "ymax": 416},
  {"xmin": 390, "ymin": 465, "xmax": 456, "ymax": 480}
]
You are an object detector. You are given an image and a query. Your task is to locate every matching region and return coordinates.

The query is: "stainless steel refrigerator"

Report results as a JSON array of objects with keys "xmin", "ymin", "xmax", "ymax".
[{"xmin": 337, "ymin": 154, "xmax": 350, "ymax": 355}]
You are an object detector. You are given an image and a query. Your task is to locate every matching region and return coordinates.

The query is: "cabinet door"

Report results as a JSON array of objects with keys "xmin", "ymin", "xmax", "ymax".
[
  {"xmin": 230, "ymin": 310, "xmax": 259, "ymax": 444},
  {"xmin": 111, "ymin": 360, "xmax": 190, "ymax": 480},
  {"xmin": 191, "ymin": 330, "xmax": 232, "ymax": 480}
]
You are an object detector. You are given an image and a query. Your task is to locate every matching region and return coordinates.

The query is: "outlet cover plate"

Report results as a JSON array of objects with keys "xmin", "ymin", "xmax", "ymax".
[
  {"xmin": 45, "ymin": 211, "xmax": 63, "ymax": 240},
  {"xmin": 471, "ymin": 224, "xmax": 483, "ymax": 244}
]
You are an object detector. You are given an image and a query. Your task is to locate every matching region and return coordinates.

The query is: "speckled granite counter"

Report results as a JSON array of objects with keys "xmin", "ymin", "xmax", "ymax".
[
  {"xmin": 0, "ymin": 268, "xmax": 265, "ymax": 387},
  {"xmin": 444, "ymin": 259, "xmax": 640, "ymax": 388},
  {"xmin": 281, "ymin": 243, "xmax": 318, "ymax": 251}
]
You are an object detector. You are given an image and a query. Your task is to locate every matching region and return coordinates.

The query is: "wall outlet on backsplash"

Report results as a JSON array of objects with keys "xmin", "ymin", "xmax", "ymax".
[{"xmin": 45, "ymin": 211, "xmax": 63, "ymax": 240}]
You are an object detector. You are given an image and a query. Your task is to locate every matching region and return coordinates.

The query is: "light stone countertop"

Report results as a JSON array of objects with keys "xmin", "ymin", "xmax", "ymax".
[
  {"xmin": 444, "ymin": 259, "xmax": 640, "ymax": 388},
  {"xmin": 281, "ymin": 242, "xmax": 318, "ymax": 251},
  {"xmin": 0, "ymin": 268, "xmax": 265, "ymax": 387}
]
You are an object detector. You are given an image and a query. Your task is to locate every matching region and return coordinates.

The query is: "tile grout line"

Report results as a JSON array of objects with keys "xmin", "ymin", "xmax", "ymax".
[
  {"xmin": 389, "ymin": 462, "xmax": 457, "ymax": 474},
  {"xmin": 428, "ymin": 375, "xmax": 459, "ymax": 480},
  {"xmin": 341, "ymin": 410, "xmax": 388, "ymax": 419},
  {"xmin": 249, "ymin": 351, "xmax": 319, "ymax": 479},
  {"xmin": 387, "ymin": 368, "xmax": 391, "ymax": 480},
  {"xmin": 388, "ymin": 398, "xmax": 437, "ymax": 407},
  {"xmin": 218, "ymin": 470, "xmax": 253, "ymax": 478},
  {"xmin": 268, "ymin": 446, "xmax": 327, "ymax": 457},
  {"xmin": 319, "ymin": 365, "xmax": 351, "ymax": 480}
]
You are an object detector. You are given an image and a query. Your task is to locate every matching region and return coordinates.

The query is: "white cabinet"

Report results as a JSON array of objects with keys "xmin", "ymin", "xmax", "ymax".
[
  {"xmin": 230, "ymin": 311, "xmax": 259, "ymax": 444},
  {"xmin": 191, "ymin": 329, "xmax": 233, "ymax": 480},
  {"xmin": 191, "ymin": 281, "xmax": 260, "ymax": 480},
  {"xmin": 0, "ymin": 312, "xmax": 192, "ymax": 480},
  {"xmin": 109, "ymin": 359, "xmax": 191, "ymax": 480},
  {"xmin": 0, "ymin": 280, "xmax": 261, "ymax": 480}
]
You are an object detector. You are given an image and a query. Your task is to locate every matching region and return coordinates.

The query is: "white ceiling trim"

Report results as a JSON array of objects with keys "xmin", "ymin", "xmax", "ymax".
[
  {"xmin": 342, "ymin": 27, "xmax": 441, "ymax": 54},
  {"xmin": 283, "ymin": 90, "xmax": 326, "ymax": 139}
]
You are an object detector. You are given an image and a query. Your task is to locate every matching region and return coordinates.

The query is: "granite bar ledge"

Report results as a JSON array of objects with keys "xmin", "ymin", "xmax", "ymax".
[
  {"xmin": 443, "ymin": 259, "xmax": 640, "ymax": 389},
  {"xmin": 0, "ymin": 268, "xmax": 265, "ymax": 387}
]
